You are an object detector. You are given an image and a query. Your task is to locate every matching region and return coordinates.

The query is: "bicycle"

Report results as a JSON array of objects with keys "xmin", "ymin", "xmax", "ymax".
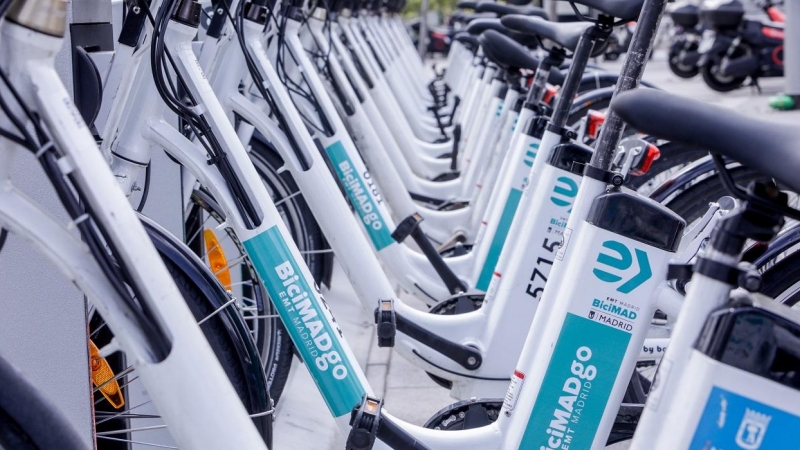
[
  {"xmin": 0, "ymin": 0, "xmax": 271, "ymax": 447},
  {"xmin": 612, "ymin": 81, "xmax": 800, "ymax": 450}
]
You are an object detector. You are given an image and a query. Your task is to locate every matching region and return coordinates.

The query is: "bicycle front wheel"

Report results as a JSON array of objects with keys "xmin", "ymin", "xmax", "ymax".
[
  {"xmin": 92, "ymin": 218, "xmax": 272, "ymax": 448},
  {"xmin": 0, "ymin": 356, "xmax": 86, "ymax": 450}
]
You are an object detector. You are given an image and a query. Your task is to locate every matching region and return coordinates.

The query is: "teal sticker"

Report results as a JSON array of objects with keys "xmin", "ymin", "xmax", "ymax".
[
  {"xmin": 476, "ymin": 188, "xmax": 523, "ymax": 291},
  {"xmin": 325, "ymin": 141, "xmax": 394, "ymax": 250},
  {"xmin": 549, "ymin": 176, "xmax": 579, "ymax": 210},
  {"xmin": 523, "ymin": 143, "xmax": 538, "ymax": 168},
  {"xmin": 244, "ymin": 226, "xmax": 365, "ymax": 417},
  {"xmin": 520, "ymin": 314, "xmax": 631, "ymax": 449}
]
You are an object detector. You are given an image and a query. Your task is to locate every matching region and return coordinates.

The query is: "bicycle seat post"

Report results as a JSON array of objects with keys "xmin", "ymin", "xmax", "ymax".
[
  {"xmin": 590, "ymin": 0, "xmax": 670, "ymax": 172},
  {"xmin": 547, "ymin": 22, "xmax": 612, "ymax": 133}
]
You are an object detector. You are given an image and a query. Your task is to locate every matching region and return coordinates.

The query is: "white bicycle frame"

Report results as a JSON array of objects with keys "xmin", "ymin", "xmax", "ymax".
[
  {"xmin": 89, "ymin": 2, "xmax": 712, "ymax": 448},
  {"xmin": 274, "ymin": 14, "xmax": 482, "ymax": 281},
  {"xmin": 348, "ymin": 12, "xmax": 485, "ymax": 165},
  {"xmin": 0, "ymin": 12, "xmax": 265, "ymax": 450},
  {"xmin": 204, "ymin": 3, "xmax": 708, "ymax": 408},
  {"xmin": 337, "ymin": 13, "xmax": 463, "ymax": 179},
  {"xmin": 331, "ymin": 13, "xmax": 549, "ymax": 277},
  {"xmin": 197, "ymin": 6, "xmax": 487, "ymax": 385},
  {"xmin": 282, "ymin": 13, "xmax": 537, "ymax": 292},
  {"xmin": 163, "ymin": 6, "xmax": 692, "ymax": 446},
  {"xmin": 329, "ymin": 16, "xmax": 520, "ymax": 228},
  {"xmin": 186, "ymin": 3, "xmax": 711, "ymax": 406}
]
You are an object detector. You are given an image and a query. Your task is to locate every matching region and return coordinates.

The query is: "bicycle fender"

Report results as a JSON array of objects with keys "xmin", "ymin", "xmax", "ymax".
[{"xmin": 138, "ymin": 213, "xmax": 273, "ymax": 442}]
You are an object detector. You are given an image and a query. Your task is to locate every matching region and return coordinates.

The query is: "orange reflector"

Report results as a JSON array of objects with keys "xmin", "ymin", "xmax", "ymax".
[
  {"xmin": 630, "ymin": 144, "xmax": 661, "ymax": 177},
  {"xmin": 204, "ymin": 228, "xmax": 232, "ymax": 289},
  {"xmin": 587, "ymin": 110, "xmax": 606, "ymax": 140},
  {"xmin": 365, "ymin": 398, "xmax": 380, "ymax": 414},
  {"xmin": 543, "ymin": 84, "xmax": 558, "ymax": 105},
  {"xmin": 89, "ymin": 340, "xmax": 124, "ymax": 409}
]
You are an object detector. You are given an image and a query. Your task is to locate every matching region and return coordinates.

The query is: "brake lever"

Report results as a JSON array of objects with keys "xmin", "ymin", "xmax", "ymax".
[{"xmin": 674, "ymin": 197, "xmax": 736, "ymax": 262}]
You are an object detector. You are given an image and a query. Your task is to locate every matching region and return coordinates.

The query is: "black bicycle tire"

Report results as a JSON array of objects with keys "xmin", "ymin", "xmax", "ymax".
[
  {"xmin": 93, "ymin": 251, "xmax": 272, "ymax": 448},
  {"xmin": 0, "ymin": 356, "xmax": 85, "ymax": 450},
  {"xmin": 567, "ymin": 96, "xmax": 611, "ymax": 129},
  {"xmin": 162, "ymin": 256, "xmax": 273, "ymax": 442},
  {"xmin": 185, "ymin": 192, "xmax": 294, "ymax": 406},
  {"xmin": 249, "ymin": 138, "xmax": 328, "ymax": 283},
  {"xmin": 760, "ymin": 249, "xmax": 800, "ymax": 306},
  {"xmin": 662, "ymin": 166, "xmax": 761, "ymax": 223}
]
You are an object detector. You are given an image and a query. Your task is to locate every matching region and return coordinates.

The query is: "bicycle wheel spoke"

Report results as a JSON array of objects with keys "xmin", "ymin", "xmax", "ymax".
[
  {"xmin": 197, "ymin": 298, "xmax": 236, "ymax": 325},
  {"xmin": 274, "ymin": 190, "xmax": 302, "ymax": 206},
  {"xmin": 96, "ymin": 436, "xmax": 178, "ymax": 449},
  {"xmin": 213, "ymin": 254, "xmax": 247, "ymax": 275},
  {"xmin": 90, "ymin": 321, "xmax": 108, "ymax": 338},
  {"xmin": 96, "ymin": 399, "xmax": 153, "ymax": 425},
  {"xmin": 95, "ymin": 412, "xmax": 160, "ymax": 420},
  {"xmin": 93, "ymin": 366, "xmax": 135, "ymax": 396},
  {"xmin": 300, "ymin": 248, "xmax": 333, "ymax": 255},
  {"xmin": 96, "ymin": 424, "xmax": 169, "ymax": 436},
  {"xmin": 239, "ymin": 296, "xmax": 259, "ymax": 307},
  {"xmin": 116, "ymin": 375, "xmax": 140, "ymax": 392},
  {"xmin": 186, "ymin": 213, "xmax": 215, "ymax": 245},
  {"xmin": 251, "ymin": 408, "xmax": 275, "ymax": 418}
]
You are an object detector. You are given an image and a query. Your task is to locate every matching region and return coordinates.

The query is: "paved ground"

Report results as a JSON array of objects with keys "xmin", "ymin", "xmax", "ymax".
[
  {"xmin": 273, "ymin": 54, "xmax": 800, "ymax": 449},
  {"xmin": 610, "ymin": 52, "xmax": 800, "ymax": 124}
]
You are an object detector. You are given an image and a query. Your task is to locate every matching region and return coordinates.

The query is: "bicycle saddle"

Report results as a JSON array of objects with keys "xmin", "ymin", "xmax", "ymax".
[
  {"xmin": 456, "ymin": 1, "xmax": 478, "ymax": 10},
  {"xmin": 475, "ymin": 1, "xmax": 549, "ymax": 19},
  {"xmin": 501, "ymin": 15, "xmax": 592, "ymax": 53},
  {"xmin": 479, "ymin": 30, "xmax": 566, "ymax": 84},
  {"xmin": 453, "ymin": 12, "xmax": 497, "ymax": 23},
  {"xmin": 479, "ymin": 29, "xmax": 540, "ymax": 71},
  {"xmin": 611, "ymin": 89, "xmax": 800, "ymax": 194},
  {"xmin": 569, "ymin": 0, "xmax": 645, "ymax": 20},
  {"xmin": 453, "ymin": 31, "xmax": 480, "ymax": 49},
  {"xmin": 466, "ymin": 18, "xmax": 538, "ymax": 48}
]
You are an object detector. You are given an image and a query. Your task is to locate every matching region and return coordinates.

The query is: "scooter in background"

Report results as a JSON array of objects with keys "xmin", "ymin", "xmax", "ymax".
[
  {"xmin": 667, "ymin": 2, "xmax": 703, "ymax": 78},
  {"xmin": 697, "ymin": 0, "xmax": 784, "ymax": 92}
]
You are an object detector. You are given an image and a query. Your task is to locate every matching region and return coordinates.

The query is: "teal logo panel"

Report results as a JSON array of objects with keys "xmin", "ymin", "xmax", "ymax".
[
  {"xmin": 325, "ymin": 141, "xmax": 394, "ymax": 250},
  {"xmin": 592, "ymin": 240, "xmax": 652, "ymax": 294},
  {"xmin": 244, "ymin": 226, "xmax": 365, "ymax": 417},
  {"xmin": 691, "ymin": 387, "xmax": 800, "ymax": 450},
  {"xmin": 550, "ymin": 176, "xmax": 579, "ymax": 210},
  {"xmin": 520, "ymin": 314, "xmax": 631, "ymax": 449},
  {"xmin": 523, "ymin": 143, "xmax": 538, "ymax": 168},
  {"xmin": 476, "ymin": 188, "xmax": 523, "ymax": 290}
]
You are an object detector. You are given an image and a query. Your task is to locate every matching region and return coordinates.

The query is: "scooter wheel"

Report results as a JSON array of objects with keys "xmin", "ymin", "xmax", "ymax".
[
  {"xmin": 668, "ymin": 54, "xmax": 699, "ymax": 78},
  {"xmin": 701, "ymin": 63, "xmax": 746, "ymax": 92}
]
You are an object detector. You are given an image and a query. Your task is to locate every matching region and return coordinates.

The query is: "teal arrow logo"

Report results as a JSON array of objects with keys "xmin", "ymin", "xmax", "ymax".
[
  {"xmin": 550, "ymin": 176, "xmax": 579, "ymax": 211},
  {"xmin": 592, "ymin": 240, "xmax": 651, "ymax": 293},
  {"xmin": 523, "ymin": 142, "xmax": 538, "ymax": 167}
]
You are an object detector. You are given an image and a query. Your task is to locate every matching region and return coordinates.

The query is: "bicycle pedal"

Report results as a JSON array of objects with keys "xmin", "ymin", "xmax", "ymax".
[
  {"xmin": 347, "ymin": 395, "xmax": 383, "ymax": 450},
  {"xmin": 374, "ymin": 299, "xmax": 396, "ymax": 347}
]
